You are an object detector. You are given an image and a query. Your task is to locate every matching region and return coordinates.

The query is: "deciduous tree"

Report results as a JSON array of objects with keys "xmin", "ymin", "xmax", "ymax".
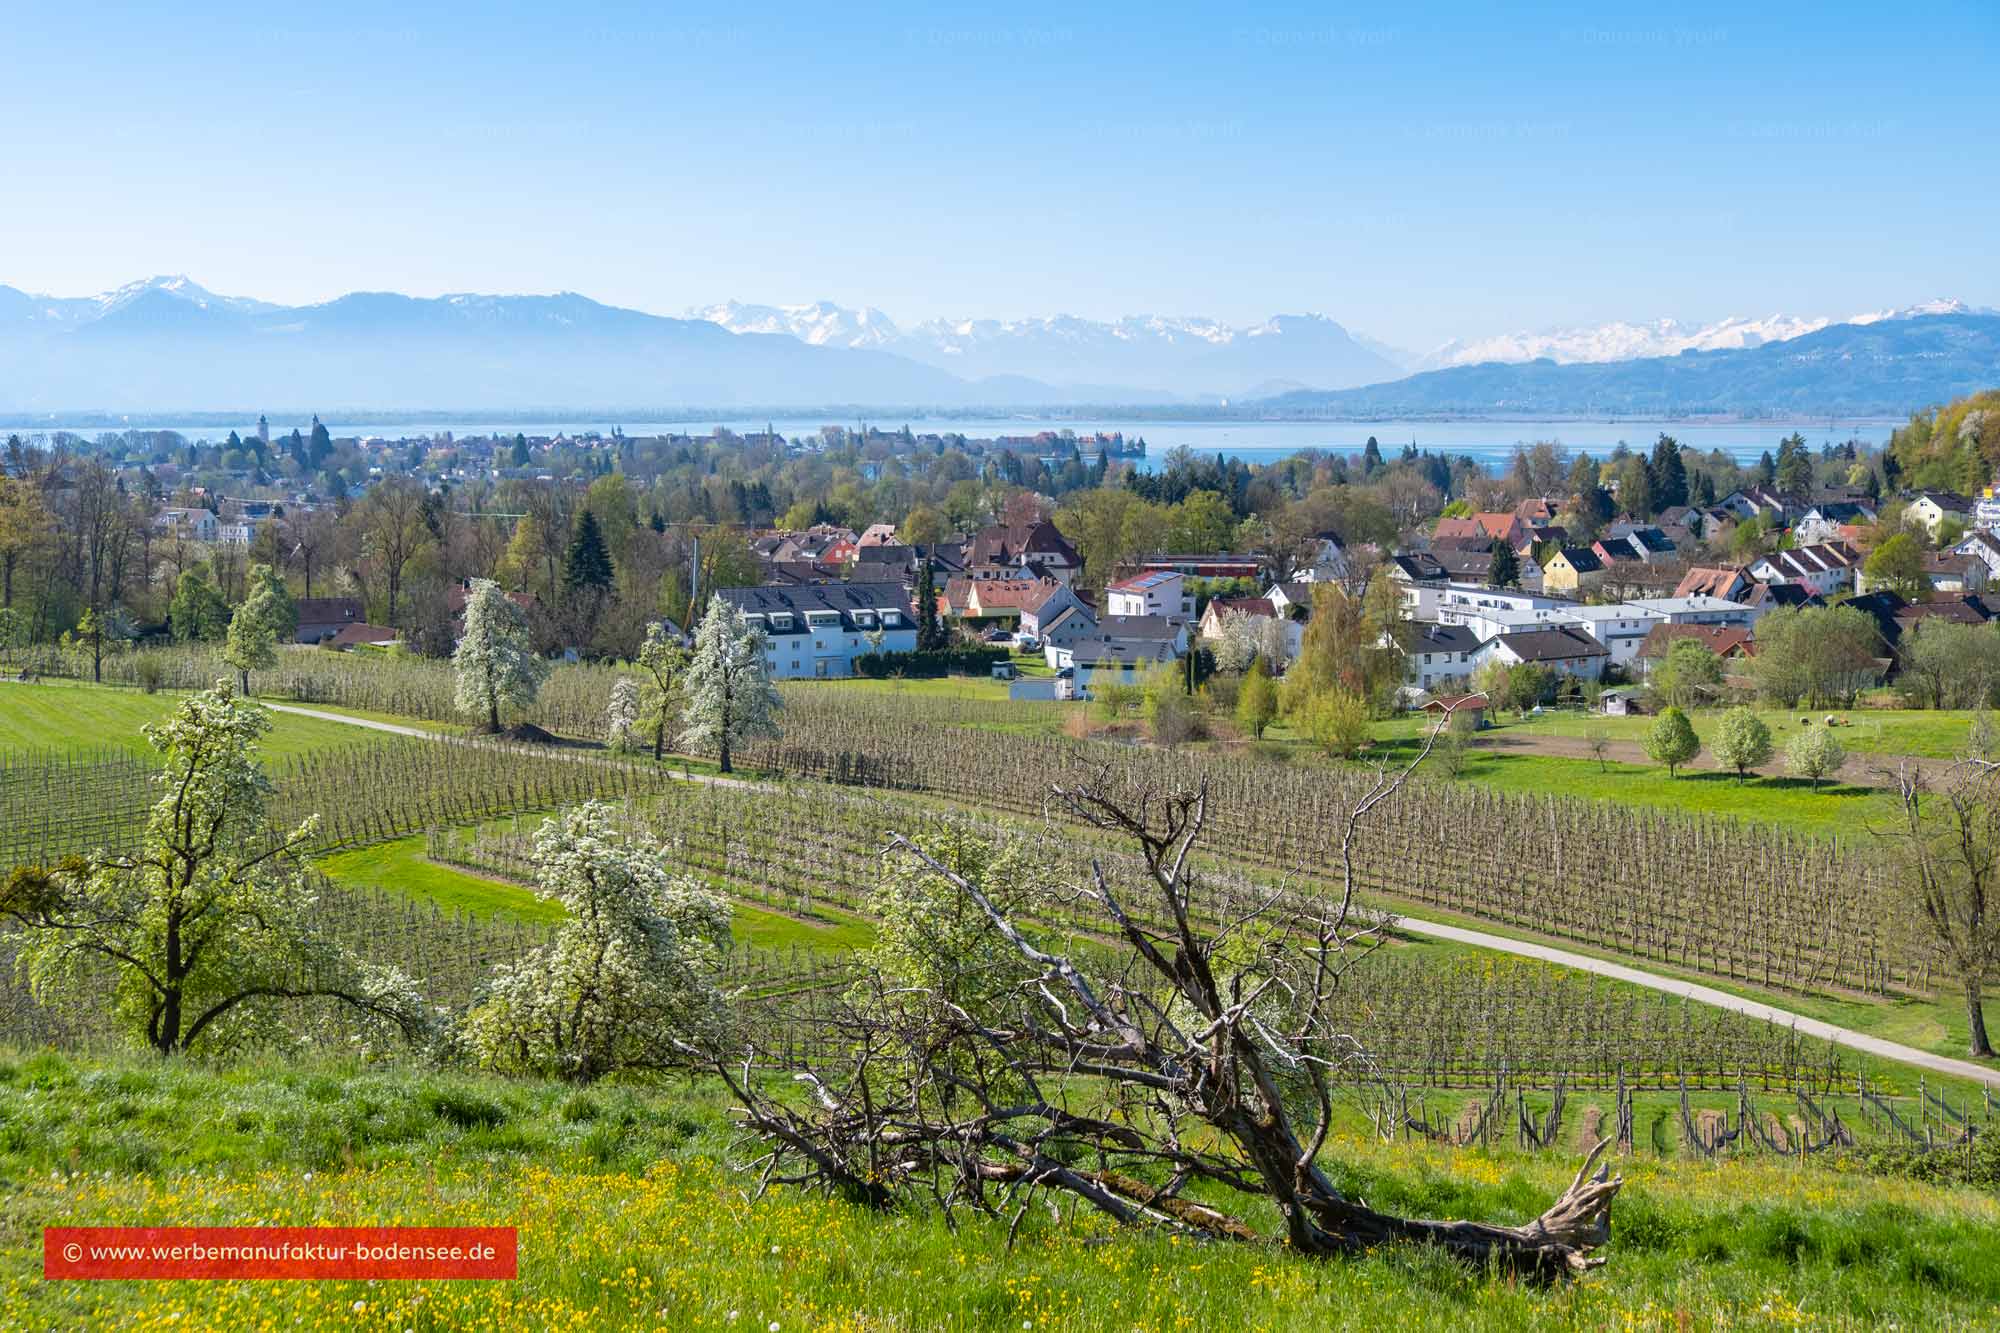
[
  {"xmin": 0, "ymin": 682, "xmax": 425, "ymax": 1057},
  {"xmin": 452, "ymin": 578, "xmax": 547, "ymax": 732},
  {"xmin": 681, "ymin": 594, "xmax": 782, "ymax": 774},
  {"xmin": 461, "ymin": 801, "xmax": 731, "ymax": 1082},
  {"xmin": 1711, "ymin": 707, "xmax": 1773, "ymax": 782},
  {"xmin": 1785, "ymin": 724, "xmax": 1846, "ymax": 792},
  {"xmin": 1645, "ymin": 706, "xmax": 1699, "ymax": 777}
]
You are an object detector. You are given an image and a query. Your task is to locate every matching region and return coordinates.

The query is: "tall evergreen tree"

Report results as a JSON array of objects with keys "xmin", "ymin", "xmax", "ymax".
[
  {"xmin": 1648, "ymin": 435, "xmax": 1687, "ymax": 511},
  {"xmin": 563, "ymin": 511, "xmax": 615, "ymax": 592},
  {"xmin": 915, "ymin": 558, "xmax": 945, "ymax": 651},
  {"xmin": 1487, "ymin": 542, "xmax": 1521, "ymax": 589}
]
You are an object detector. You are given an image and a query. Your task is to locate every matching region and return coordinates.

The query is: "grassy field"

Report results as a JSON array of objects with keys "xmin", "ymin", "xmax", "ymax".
[
  {"xmin": 0, "ymin": 681, "xmax": 396, "ymax": 761},
  {"xmin": 1376, "ymin": 704, "xmax": 1993, "ymax": 760},
  {"xmin": 315, "ymin": 833, "xmax": 875, "ymax": 952},
  {"xmin": 1390, "ymin": 747, "xmax": 1884, "ymax": 840},
  {"xmin": 4, "ymin": 1050, "xmax": 1996, "ymax": 1330}
]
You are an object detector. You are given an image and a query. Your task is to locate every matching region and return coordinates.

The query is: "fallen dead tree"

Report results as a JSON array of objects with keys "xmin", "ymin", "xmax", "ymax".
[{"xmin": 700, "ymin": 712, "xmax": 1622, "ymax": 1281}]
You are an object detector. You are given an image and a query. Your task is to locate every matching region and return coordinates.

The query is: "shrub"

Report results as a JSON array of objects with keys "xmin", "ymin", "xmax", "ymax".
[
  {"xmin": 135, "ymin": 657, "xmax": 164, "ymax": 695},
  {"xmin": 852, "ymin": 647, "xmax": 1010, "ymax": 679}
]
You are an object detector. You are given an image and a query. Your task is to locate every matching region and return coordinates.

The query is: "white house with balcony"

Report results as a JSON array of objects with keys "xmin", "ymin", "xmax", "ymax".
[
  {"xmin": 1104, "ymin": 570, "xmax": 1192, "ymax": 619},
  {"xmin": 715, "ymin": 582, "xmax": 916, "ymax": 679}
]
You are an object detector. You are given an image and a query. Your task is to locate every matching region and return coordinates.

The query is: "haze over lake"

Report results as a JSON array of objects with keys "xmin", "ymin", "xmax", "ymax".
[{"xmin": 17, "ymin": 415, "xmax": 1896, "ymax": 470}]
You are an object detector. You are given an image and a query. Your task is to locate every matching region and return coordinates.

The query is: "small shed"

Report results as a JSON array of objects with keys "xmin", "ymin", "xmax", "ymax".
[
  {"xmin": 1421, "ymin": 692, "xmax": 1488, "ymax": 729},
  {"xmin": 1600, "ymin": 687, "xmax": 1645, "ymax": 717}
]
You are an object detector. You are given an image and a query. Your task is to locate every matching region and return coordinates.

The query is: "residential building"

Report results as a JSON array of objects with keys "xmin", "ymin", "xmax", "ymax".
[
  {"xmin": 295, "ymin": 597, "xmax": 366, "ymax": 644},
  {"xmin": 1905, "ymin": 490, "xmax": 1974, "ymax": 540},
  {"xmin": 714, "ymin": 583, "xmax": 917, "ymax": 679},
  {"xmin": 1296, "ymin": 531, "xmax": 1350, "ymax": 582},
  {"xmin": 942, "ymin": 576, "xmax": 1061, "ymax": 626},
  {"xmin": 1018, "ymin": 581, "xmax": 1091, "ymax": 639},
  {"xmin": 1793, "ymin": 501, "xmax": 1877, "ymax": 545},
  {"xmin": 1633, "ymin": 623, "xmax": 1754, "ymax": 679},
  {"xmin": 1540, "ymin": 547, "xmax": 1604, "ymax": 596},
  {"xmin": 1096, "ymin": 615, "xmax": 1190, "ymax": 656},
  {"xmin": 966, "ymin": 519, "xmax": 1082, "ymax": 585},
  {"xmin": 1561, "ymin": 604, "xmax": 1668, "ymax": 667},
  {"xmin": 1404, "ymin": 622, "xmax": 1485, "ymax": 694},
  {"xmin": 1625, "ymin": 595, "xmax": 1756, "ymax": 629},
  {"xmin": 1954, "ymin": 529, "xmax": 2000, "ymax": 581},
  {"xmin": 1104, "ymin": 570, "xmax": 1191, "ymax": 619},
  {"xmin": 1268, "ymin": 581, "xmax": 1315, "ymax": 620},
  {"xmin": 1434, "ymin": 512, "xmax": 1528, "ymax": 547},
  {"xmin": 1472, "ymin": 626, "xmax": 1610, "ymax": 681},
  {"xmin": 1138, "ymin": 554, "xmax": 1263, "ymax": 580},
  {"xmin": 1047, "ymin": 636, "xmax": 1179, "ymax": 692},
  {"xmin": 856, "ymin": 522, "xmax": 901, "ymax": 547},
  {"xmin": 1037, "ymin": 603, "xmax": 1100, "ymax": 650},
  {"xmin": 1675, "ymin": 565, "xmax": 1754, "ymax": 601},
  {"xmin": 154, "ymin": 507, "xmax": 219, "ymax": 541},
  {"xmin": 1198, "ymin": 596, "xmax": 1277, "ymax": 640},
  {"xmin": 1748, "ymin": 540, "xmax": 1861, "ymax": 597},
  {"xmin": 1921, "ymin": 551, "xmax": 1988, "ymax": 595}
]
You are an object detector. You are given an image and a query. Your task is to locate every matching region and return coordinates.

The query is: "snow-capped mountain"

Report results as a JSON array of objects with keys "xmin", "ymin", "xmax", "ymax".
[
  {"xmin": 1419, "ymin": 300, "xmax": 1993, "ymax": 370},
  {"xmin": 13, "ymin": 274, "xmax": 284, "ymax": 328},
  {"xmin": 692, "ymin": 305, "xmax": 1402, "ymax": 393},
  {"xmin": 691, "ymin": 299, "xmax": 901, "ymax": 350}
]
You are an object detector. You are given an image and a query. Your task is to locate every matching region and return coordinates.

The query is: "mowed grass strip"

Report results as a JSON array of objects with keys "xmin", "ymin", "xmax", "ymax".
[
  {"xmin": 0, "ymin": 681, "xmax": 393, "ymax": 762},
  {"xmin": 315, "ymin": 833, "xmax": 874, "ymax": 951}
]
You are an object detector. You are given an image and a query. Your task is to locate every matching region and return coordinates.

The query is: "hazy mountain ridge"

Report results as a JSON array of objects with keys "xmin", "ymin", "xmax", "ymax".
[
  {"xmin": 2, "ymin": 277, "xmax": 1993, "ymax": 415},
  {"xmin": 1261, "ymin": 314, "xmax": 2000, "ymax": 418}
]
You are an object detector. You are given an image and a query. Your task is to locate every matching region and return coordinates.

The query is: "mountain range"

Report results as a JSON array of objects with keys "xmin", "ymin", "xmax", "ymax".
[{"xmin": 1, "ymin": 276, "xmax": 1995, "ymax": 418}]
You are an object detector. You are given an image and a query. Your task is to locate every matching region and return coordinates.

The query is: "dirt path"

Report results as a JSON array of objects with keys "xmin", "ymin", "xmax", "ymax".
[
  {"xmin": 263, "ymin": 704, "xmax": 764, "ymax": 790},
  {"xmin": 275, "ymin": 701, "xmax": 2000, "ymax": 1088}
]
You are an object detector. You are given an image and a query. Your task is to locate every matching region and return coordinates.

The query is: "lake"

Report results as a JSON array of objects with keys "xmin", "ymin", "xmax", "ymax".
[{"xmin": 12, "ymin": 414, "xmax": 1896, "ymax": 469}]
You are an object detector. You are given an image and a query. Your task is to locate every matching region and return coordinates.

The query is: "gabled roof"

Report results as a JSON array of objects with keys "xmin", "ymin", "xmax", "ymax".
[
  {"xmin": 1907, "ymin": 489, "xmax": 1973, "ymax": 512},
  {"xmin": 1675, "ymin": 566, "xmax": 1750, "ymax": 598},
  {"xmin": 1204, "ymin": 596, "xmax": 1277, "ymax": 621},
  {"xmin": 968, "ymin": 519, "xmax": 1078, "ymax": 568},
  {"xmin": 715, "ymin": 581, "xmax": 915, "ymax": 632},
  {"xmin": 1390, "ymin": 552, "xmax": 1448, "ymax": 581},
  {"xmin": 1097, "ymin": 614, "xmax": 1182, "ymax": 643},
  {"xmin": 1741, "ymin": 582, "xmax": 1820, "ymax": 610},
  {"xmin": 1492, "ymin": 626, "xmax": 1609, "ymax": 662},
  {"xmin": 1108, "ymin": 570, "xmax": 1181, "ymax": 594},
  {"xmin": 1636, "ymin": 623, "xmax": 1754, "ymax": 660},
  {"xmin": 1410, "ymin": 622, "xmax": 1485, "ymax": 654},
  {"xmin": 1066, "ymin": 636, "xmax": 1177, "ymax": 666},
  {"xmin": 1552, "ymin": 546, "xmax": 1603, "ymax": 573},
  {"xmin": 328, "ymin": 622, "xmax": 399, "ymax": 648}
]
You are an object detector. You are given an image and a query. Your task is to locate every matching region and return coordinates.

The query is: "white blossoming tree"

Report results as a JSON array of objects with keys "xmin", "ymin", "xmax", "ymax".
[
  {"xmin": 605, "ymin": 677, "xmax": 642, "ymax": 752},
  {"xmin": 460, "ymin": 801, "xmax": 733, "ymax": 1082},
  {"xmin": 0, "ymin": 681, "xmax": 427, "ymax": 1057},
  {"xmin": 681, "ymin": 594, "xmax": 782, "ymax": 774},
  {"xmin": 636, "ymin": 622, "xmax": 689, "ymax": 760},
  {"xmin": 222, "ymin": 562, "xmax": 287, "ymax": 696},
  {"xmin": 453, "ymin": 579, "xmax": 547, "ymax": 733}
]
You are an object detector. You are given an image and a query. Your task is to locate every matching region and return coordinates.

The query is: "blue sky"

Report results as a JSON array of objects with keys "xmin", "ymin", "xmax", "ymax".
[{"xmin": 2, "ymin": 0, "xmax": 1995, "ymax": 348}]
